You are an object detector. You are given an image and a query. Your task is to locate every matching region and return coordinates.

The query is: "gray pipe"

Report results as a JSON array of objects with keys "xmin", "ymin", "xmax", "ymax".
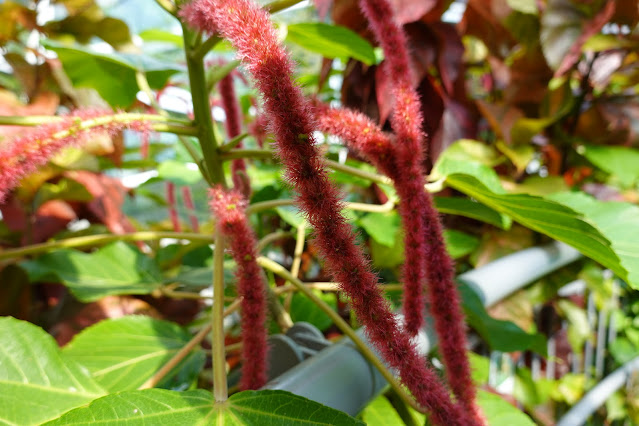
[
  {"xmin": 265, "ymin": 242, "xmax": 582, "ymax": 415},
  {"xmin": 557, "ymin": 356, "xmax": 639, "ymax": 426}
]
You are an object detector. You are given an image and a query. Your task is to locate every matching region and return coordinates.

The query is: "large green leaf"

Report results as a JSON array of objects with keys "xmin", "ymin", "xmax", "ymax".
[
  {"xmin": 443, "ymin": 230, "xmax": 480, "ymax": 259},
  {"xmin": 0, "ymin": 317, "xmax": 106, "ymax": 426},
  {"xmin": 548, "ymin": 192, "xmax": 639, "ymax": 288},
  {"xmin": 44, "ymin": 41, "xmax": 183, "ymax": 107},
  {"xmin": 459, "ymin": 283, "xmax": 547, "ymax": 355},
  {"xmin": 433, "ymin": 151, "xmax": 625, "ymax": 282},
  {"xmin": 286, "ymin": 23, "xmax": 376, "ymax": 65},
  {"xmin": 361, "ymin": 395, "xmax": 405, "ymax": 426},
  {"xmin": 477, "ymin": 389, "xmax": 535, "ymax": 425},
  {"xmin": 45, "ymin": 389, "xmax": 364, "ymax": 425},
  {"xmin": 358, "ymin": 211, "xmax": 400, "ymax": 248},
  {"xmin": 434, "ymin": 196, "xmax": 511, "ymax": 229},
  {"xmin": 580, "ymin": 145, "xmax": 639, "ymax": 187},
  {"xmin": 290, "ymin": 290, "xmax": 337, "ymax": 332},
  {"xmin": 63, "ymin": 316, "xmax": 205, "ymax": 392},
  {"xmin": 20, "ymin": 242, "xmax": 163, "ymax": 302}
]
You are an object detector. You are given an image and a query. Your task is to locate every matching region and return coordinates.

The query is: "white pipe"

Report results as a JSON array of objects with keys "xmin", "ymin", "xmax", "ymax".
[
  {"xmin": 557, "ymin": 356, "xmax": 639, "ymax": 426},
  {"xmin": 265, "ymin": 242, "xmax": 582, "ymax": 415}
]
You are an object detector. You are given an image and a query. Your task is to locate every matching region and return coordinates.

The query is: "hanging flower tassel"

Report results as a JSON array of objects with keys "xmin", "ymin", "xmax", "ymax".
[
  {"xmin": 209, "ymin": 186, "xmax": 268, "ymax": 390},
  {"xmin": 181, "ymin": 1, "xmax": 473, "ymax": 424},
  {"xmin": 357, "ymin": 0, "xmax": 478, "ymax": 417},
  {"xmin": 218, "ymin": 73, "xmax": 250, "ymax": 198},
  {"xmin": 0, "ymin": 109, "xmax": 150, "ymax": 203}
]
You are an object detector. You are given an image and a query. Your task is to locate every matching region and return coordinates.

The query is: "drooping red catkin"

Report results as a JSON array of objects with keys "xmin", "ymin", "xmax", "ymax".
[
  {"xmin": 181, "ymin": 186, "xmax": 200, "ymax": 232},
  {"xmin": 181, "ymin": 1, "xmax": 470, "ymax": 424},
  {"xmin": 218, "ymin": 73, "xmax": 250, "ymax": 197},
  {"xmin": 0, "ymin": 109, "xmax": 149, "ymax": 204},
  {"xmin": 209, "ymin": 186, "xmax": 268, "ymax": 390},
  {"xmin": 358, "ymin": 0, "xmax": 478, "ymax": 418},
  {"xmin": 166, "ymin": 182, "xmax": 181, "ymax": 232}
]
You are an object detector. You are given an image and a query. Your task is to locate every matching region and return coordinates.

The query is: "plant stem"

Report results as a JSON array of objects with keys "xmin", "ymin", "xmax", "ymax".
[
  {"xmin": 212, "ymin": 233, "xmax": 228, "ymax": 402},
  {"xmin": 0, "ymin": 113, "xmax": 197, "ymax": 137},
  {"xmin": 219, "ymin": 133, "xmax": 249, "ymax": 152},
  {"xmin": 264, "ymin": 0, "xmax": 306, "ymax": 13},
  {"xmin": 138, "ymin": 299, "xmax": 241, "ymax": 390},
  {"xmin": 247, "ymin": 198, "xmax": 395, "ymax": 215},
  {"xmin": 256, "ymin": 230, "xmax": 294, "ymax": 252},
  {"xmin": 257, "ymin": 257, "xmax": 426, "ymax": 414},
  {"xmin": 284, "ymin": 221, "xmax": 306, "ymax": 311},
  {"xmin": 0, "ymin": 232, "xmax": 212, "ymax": 261},
  {"xmin": 183, "ymin": 25, "xmax": 226, "ymax": 186}
]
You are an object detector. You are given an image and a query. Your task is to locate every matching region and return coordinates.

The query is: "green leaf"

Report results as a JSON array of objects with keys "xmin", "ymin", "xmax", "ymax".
[
  {"xmin": 286, "ymin": 23, "xmax": 376, "ymax": 65},
  {"xmin": 433, "ymin": 151, "xmax": 626, "ymax": 282},
  {"xmin": 477, "ymin": 389, "xmax": 535, "ymax": 425},
  {"xmin": 557, "ymin": 299, "xmax": 592, "ymax": 352},
  {"xmin": 276, "ymin": 205, "xmax": 307, "ymax": 228},
  {"xmin": 156, "ymin": 160, "xmax": 203, "ymax": 186},
  {"xmin": 45, "ymin": 389, "xmax": 364, "ymax": 425},
  {"xmin": 44, "ymin": 41, "xmax": 183, "ymax": 107},
  {"xmin": 0, "ymin": 317, "xmax": 106, "ymax": 426},
  {"xmin": 547, "ymin": 192, "xmax": 639, "ymax": 288},
  {"xmin": 63, "ymin": 316, "xmax": 205, "ymax": 392},
  {"xmin": 434, "ymin": 196, "xmax": 511, "ymax": 229},
  {"xmin": 290, "ymin": 290, "xmax": 337, "ymax": 332},
  {"xmin": 20, "ymin": 242, "xmax": 163, "ymax": 302},
  {"xmin": 358, "ymin": 211, "xmax": 400, "ymax": 248},
  {"xmin": 579, "ymin": 145, "xmax": 639, "ymax": 187},
  {"xmin": 458, "ymin": 283, "xmax": 547, "ymax": 354},
  {"xmin": 469, "ymin": 353, "xmax": 490, "ymax": 385},
  {"xmin": 139, "ymin": 29, "xmax": 184, "ymax": 47},
  {"xmin": 361, "ymin": 395, "xmax": 405, "ymax": 426},
  {"xmin": 443, "ymin": 230, "xmax": 479, "ymax": 259},
  {"xmin": 506, "ymin": 0, "xmax": 538, "ymax": 15}
]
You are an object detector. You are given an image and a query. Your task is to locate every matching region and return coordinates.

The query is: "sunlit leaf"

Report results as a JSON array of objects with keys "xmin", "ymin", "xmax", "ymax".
[
  {"xmin": 477, "ymin": 389, "xmax": 535, "ymax": 425},
  {"xmin": 579, "ymin": 145, "xmax": 639, "ymax": 187},
  {"xmin": 0, "ymin": 317, "xmax": 106, "ymax": 426},
  {"xmin": 286, "ymin": 23, "xmax": 376, "ymax": 65},
  {"xmin": 361, "ymin": 395, "xmax": 404, "ymax": 426},
  {"xmin": 20, "ymin": 242, "xmax": 163, "ymax": 302},
  {"xmin": 44, "ymin": 41, "xmax": 183, "ymax": 107},
  {"xmin": 63, "ymin": 316, "xmax": 205, "ymax": 392},
  {"xmin": 45, "ymin": 389, "xmax": 364, "ymax": 425}
]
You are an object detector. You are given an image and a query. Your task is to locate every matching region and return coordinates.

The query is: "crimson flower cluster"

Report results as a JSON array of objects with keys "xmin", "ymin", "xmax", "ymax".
[
  {"xmin": 182, "ymin": 0, "xmax": 478, "ymax": 424},
  {"xmin": 209, "ymin": 186, "xmax": 269, "ymax": 390},
  {"xmin": 0, "ymin": 109, "xmax": 148, "ymax": 203}
]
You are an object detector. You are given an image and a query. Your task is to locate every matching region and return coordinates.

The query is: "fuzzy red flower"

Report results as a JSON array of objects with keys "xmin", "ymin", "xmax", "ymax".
[
  {"xmin": 209, "ymin": 186, "xmax": 268, "ymax": 390},
  {"xmin": 0, "ymin": 109, "xmax": 149, "ymax": 203},
  {"xmin": 182, "ymin": 1, "xmax": 472, "ymax": 424},
  {"xmin": 358, "ymin": 0, "xmax": 477, "ymax": 416},
  {"xmin": 218, "ymin": 73, "xmax": 250, "ymax": 197}
]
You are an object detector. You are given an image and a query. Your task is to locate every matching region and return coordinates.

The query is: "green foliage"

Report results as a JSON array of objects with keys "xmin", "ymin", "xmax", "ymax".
[
  {"xmin": 286, "ymin": 23, "xmax": 377, "ymax": 65},
  {"xmin": 0, "ymin": 318, "xmax": 106, "ymax": 426},
  {"xmin": 63, "ymin": 316, "xmax": 205, "ymax": 391},
  {"xmin": 45, "ymin": 389, "xmax": 364, "ymax": 425},
  {"xmin": 20, "ymin": 242, "xmax": 163, "ymax": 302}
]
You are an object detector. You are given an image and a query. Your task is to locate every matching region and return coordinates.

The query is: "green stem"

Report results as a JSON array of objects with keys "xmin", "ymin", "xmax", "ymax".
[
  {"xmin": 256, "ymin": 230, "xmax": 294, "ymax": 252},
  {"xmin": 195, "ymin": 35, "xmax": 222, "ymax": 61},
  {"xmin": 183, "ymin": 24, "xmax": 226, "ymax": 186},
  {"xmin": 0, "ymin": 232, "xmax": 212, "ymax": 261},
  {"xmin": 284, "ymin": 221, "xmax": 306, "ymax": 311},
  {"xmin": 135, "ymin": 70, "xmax": 210, "ymax": 184},
  {"xmin": 264, "ymin": 0, "xmax": 306, "ymax": 13},
  {"xmin": 154, "ymin": 0, "xmax": 176, "ymax": 15},
  {"xmin": 246, "ymin": 198, "xmax": 395, "ymax": 215},
  {"xmin": 257, "ymin": 257, "xmax": 426, "ymax": 414},
  {"xmin": 0, "ymin": 114, "xmax": 197, "ymax": 137},
  {"xmin": 219, "ymin": 133, "xmax": 249, "ymax": 152},
  {"xmin": 212, "ymin": 233, "xmax": 228, "ymax": 402}
]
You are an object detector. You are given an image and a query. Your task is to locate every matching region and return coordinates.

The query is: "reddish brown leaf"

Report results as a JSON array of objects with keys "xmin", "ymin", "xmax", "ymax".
[
  {"xmin": 0, "ymin": 197, "xmax": 77, "ymax": 244},
  {"xmin": 554, "ymin": 0, "xmax": 616, "ymax": 78},
  {"xmin": 65, "ymin": 170, "xmax": 135, "ymax": 234}
]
